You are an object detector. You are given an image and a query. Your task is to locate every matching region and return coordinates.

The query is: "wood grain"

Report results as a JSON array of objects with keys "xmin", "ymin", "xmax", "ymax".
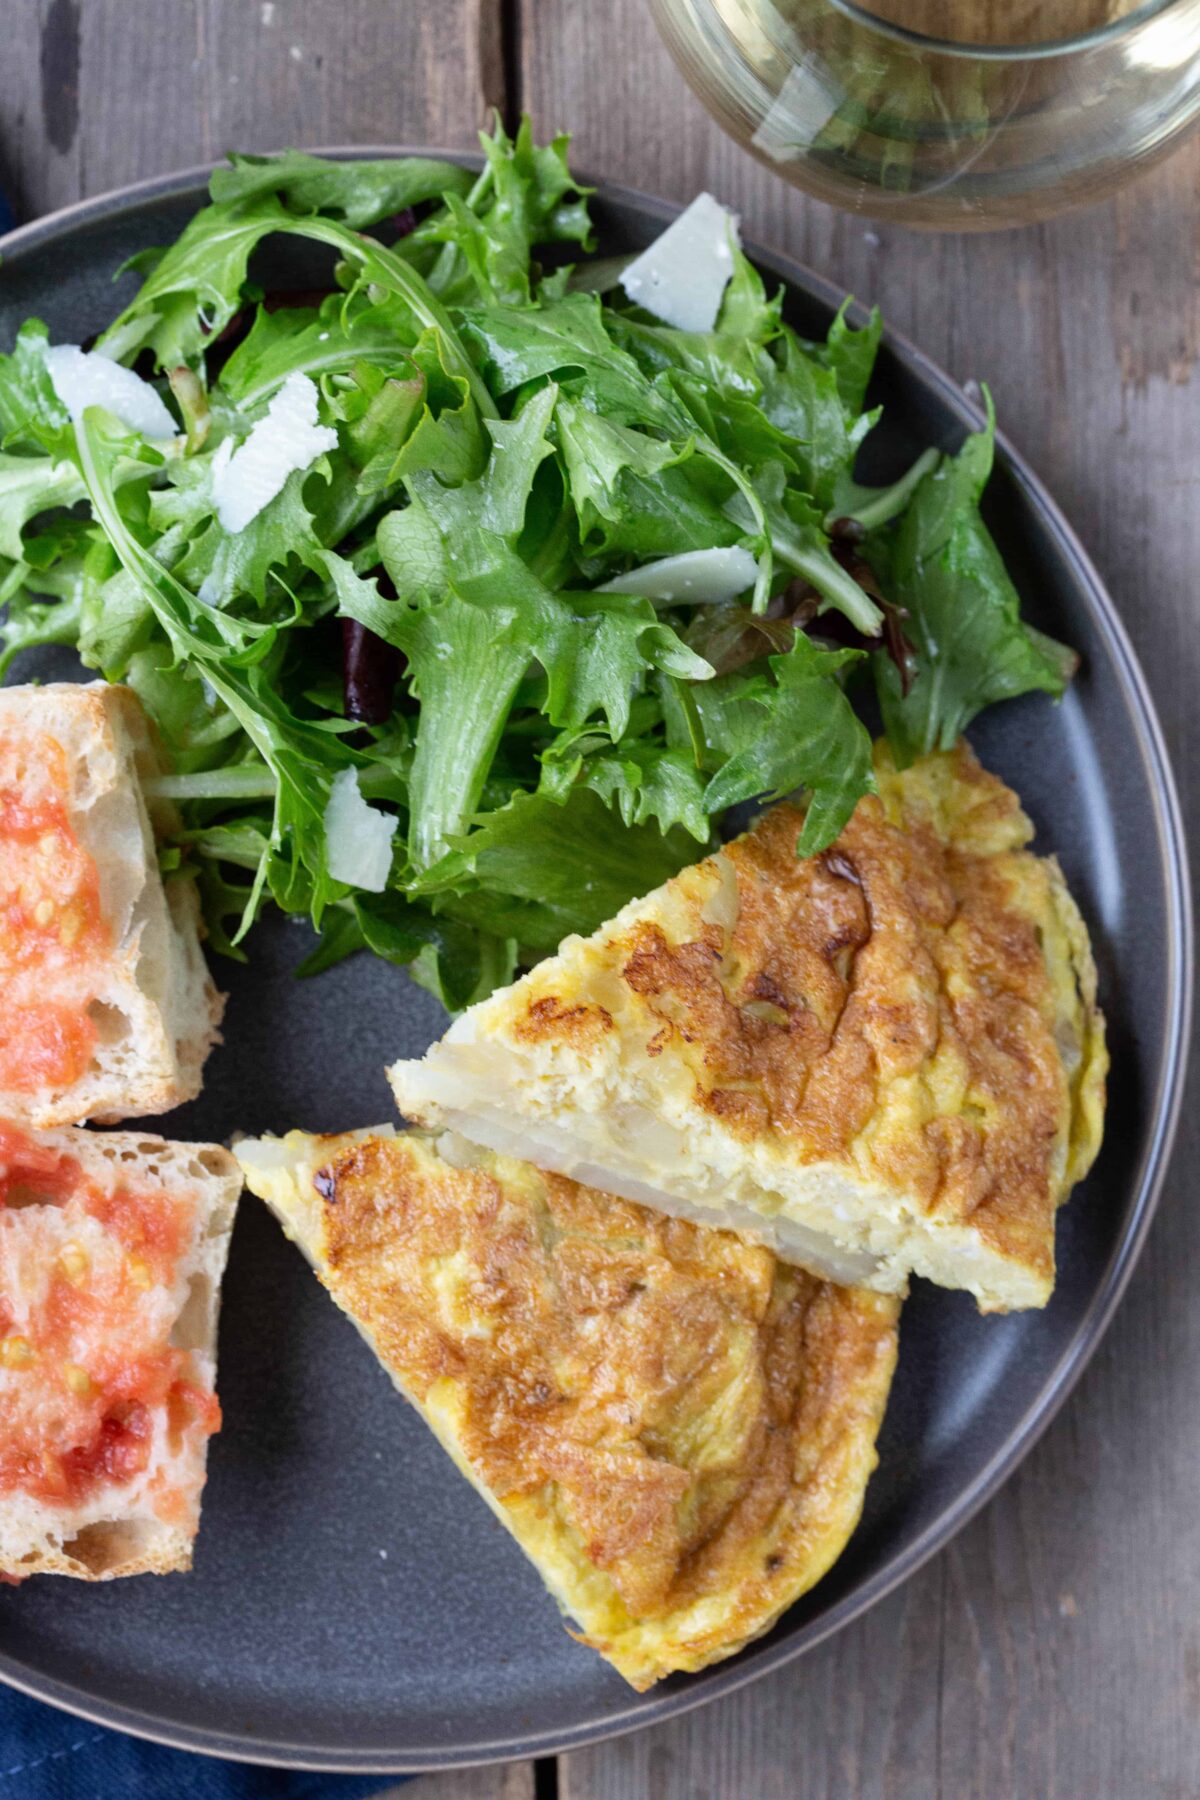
[
  {"xmin": 0, "ymin": 0, "xmax": 504, "ymax": 224},
  {"xmin": 392, "ymin": 1763, "xmax": 535, "ymax": 1800},
  {"xmin": 524, "ymin": 3, "xmax": 1200, "ymax": 1796}
]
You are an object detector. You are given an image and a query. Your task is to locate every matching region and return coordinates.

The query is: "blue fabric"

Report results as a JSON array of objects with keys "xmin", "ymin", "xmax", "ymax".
[
  {"xmin": 0, "ymin": 1684, "xmax": 399, "ymax": 1799},
  {"xmin": 0, "ymin": 190, "xmax": 14, "ymax": 236}
]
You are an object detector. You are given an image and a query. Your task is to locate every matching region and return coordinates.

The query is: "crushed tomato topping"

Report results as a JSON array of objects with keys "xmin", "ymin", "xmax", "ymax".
[
  {"xmin": 0, "ymin": 1123, "xmax": 218, "ymax": 1513},
  {"xmin": 0, "ymin": 732, "xmax": 110, "ymax": 1094}
]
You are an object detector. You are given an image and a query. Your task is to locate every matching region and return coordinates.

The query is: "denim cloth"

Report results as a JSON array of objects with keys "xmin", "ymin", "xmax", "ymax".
[{"xmin": 0, "ymin": 1685, "xmax": 400, "ymax": 1800}]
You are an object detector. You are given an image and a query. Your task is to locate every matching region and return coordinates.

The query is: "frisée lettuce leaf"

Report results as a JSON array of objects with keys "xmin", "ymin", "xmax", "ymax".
[{"xmin": 0, "ymin": 117, "xmax": 1075, "ymax": 1009}]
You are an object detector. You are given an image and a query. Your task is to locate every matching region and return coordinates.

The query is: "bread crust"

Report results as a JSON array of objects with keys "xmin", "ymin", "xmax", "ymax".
[
  {"xmin": 0, "ymin": 682, "xmax": 224, "ymax": 1127},
  {"xmin": 0, "ymin": 1126, "xmax": 240, "ymax": 1581}
]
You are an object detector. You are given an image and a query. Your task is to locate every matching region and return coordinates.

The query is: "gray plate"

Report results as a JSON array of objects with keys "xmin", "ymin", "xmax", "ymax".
[{"xmin": 0, "ymin": 155, "xmax": 1191, "ymax": 1773}]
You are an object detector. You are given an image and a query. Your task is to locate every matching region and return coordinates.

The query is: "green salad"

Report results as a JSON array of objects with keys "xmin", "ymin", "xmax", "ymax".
[{"xmin": 0, "ymin": 118, "xmax": 1074, "ymax": 1009}]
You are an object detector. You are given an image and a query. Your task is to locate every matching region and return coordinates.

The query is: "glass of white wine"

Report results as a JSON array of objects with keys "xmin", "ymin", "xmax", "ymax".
[{"xmin": 649, "ymin": 0, "xmax": 1200, "ymax": 226}]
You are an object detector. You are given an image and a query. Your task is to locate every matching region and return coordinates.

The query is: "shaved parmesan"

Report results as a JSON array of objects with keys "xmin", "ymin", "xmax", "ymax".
[
  {"xmin": 324, "ymin": 768, "xmax": 398, "ymax": 893},
  {"xmin": 597, "ymin": 546, "xmax": 759, "ymax": 604},
  {"xmin": 211, "ymin": 372, "xmax": 337, "ymax": 534},
  {"xmin": 42, "ymin": 344, "xmax": 177, "ymax": 441},
  {"xmin": 619, "ymin": 193, "xmax": 740, "ymax": 332}
]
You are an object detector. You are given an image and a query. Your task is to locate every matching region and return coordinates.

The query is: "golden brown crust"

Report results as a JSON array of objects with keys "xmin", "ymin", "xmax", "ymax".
[
  {"xmin": 494, "ymin": 740, "xmax": 1104, "ymax": 1299},
  {"xmin": 299, "ymin": 1134, "xmax": 898, "ymax": 1686},
  {"xmin": 1, "ymin": 1523, "xmax": 192, "ymax": 1582}
]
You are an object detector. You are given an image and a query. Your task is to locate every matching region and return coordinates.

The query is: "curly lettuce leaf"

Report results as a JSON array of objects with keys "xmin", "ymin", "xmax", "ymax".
[
  {"xmin": 555, "ymin": 397, "xmax": 738, "ymax": 560},
  {"xmin": 72, "ymin": 409, "xmax": 362, "ymax": 930},
  {"xmin": 219, "ymin": 292, "xmax": 417, "ymax": 409},
  {"xmin": 408, "ymin": 117, "xmax": 592, "ymax": 308},
  {"xmin": 541, "ymin": 737, "xmax": 710, "ymax": 842},
  {"xmin": 0, "ymin": 453, "xmax": 88, "ymax": 561},
  {"xmin": 704, "ymin": 634, "xmax": 874, "ymax": 854},
  {"xmin": 0, "ymin": 321, "xmax": 70, "ymax": 451}
]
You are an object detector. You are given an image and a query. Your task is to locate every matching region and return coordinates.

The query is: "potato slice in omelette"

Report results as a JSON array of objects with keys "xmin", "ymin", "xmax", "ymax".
[
  {"xmin": 390, "ymin": 741, "xmax": 1107, "ymax": 1313},
  {"xmin": 235, "ymin": 1127, "xmax": 899, "ymax": 1690}
]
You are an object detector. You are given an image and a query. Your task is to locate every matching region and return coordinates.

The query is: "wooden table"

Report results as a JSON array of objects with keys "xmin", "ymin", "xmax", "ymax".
[{"xmin": 3, "ymin": 3, "xmax": 1197, "ymax": 1795}]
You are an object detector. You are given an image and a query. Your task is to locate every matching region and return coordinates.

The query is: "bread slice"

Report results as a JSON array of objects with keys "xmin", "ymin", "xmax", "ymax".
[
  {"xmin": 235, "ymin": 1125, "xmax": 899, "ymax": 1689},
  {"xmin": 0, "ymin": 681, "xmax": 223, "ymax": 1127},
  {"xmin": 0, "ymin": 1122, "xmax": 240, "ymax": 1580},
  {"xmin": 390, "ymin": 741, "xmax": 1108, "ymax": 1313}
]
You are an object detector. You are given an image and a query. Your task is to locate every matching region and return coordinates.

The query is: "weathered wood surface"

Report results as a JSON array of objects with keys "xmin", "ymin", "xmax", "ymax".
[
  {"xmin": 0, "ymin": 0, "xmax": 504, "ymax": 222},
  {"xmin": 524, "ymin": 3, "xmax": 1200, "ymax": 1796},
  {"xmin": 401, "ymin": 1765, "xmax": 534, "ymax": 1800},
  {"xmin": 3, "ymin": 1, "xmax": 1199, "ymax": 1793}
]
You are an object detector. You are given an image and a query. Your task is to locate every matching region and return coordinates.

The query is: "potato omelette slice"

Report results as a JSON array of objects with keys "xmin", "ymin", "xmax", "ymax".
[
  {"xmin": 390, "ymin": 740, "xmax": 1107, "ymax": 1312},
  {"xmin": 235, "ymin": 1127, "xmax": 899, "ymax": 1690}
]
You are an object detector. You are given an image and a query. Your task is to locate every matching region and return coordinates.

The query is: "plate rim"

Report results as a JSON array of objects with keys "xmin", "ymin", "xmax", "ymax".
[{"xmin": 0, "ymin": 150, "xmax": 1191, "ymax": 1773}]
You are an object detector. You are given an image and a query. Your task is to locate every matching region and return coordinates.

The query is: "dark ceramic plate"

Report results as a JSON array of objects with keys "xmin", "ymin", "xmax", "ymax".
[{"xmin": 0, "ymin": 156, "xmax": 1190, "ymax": 1773}]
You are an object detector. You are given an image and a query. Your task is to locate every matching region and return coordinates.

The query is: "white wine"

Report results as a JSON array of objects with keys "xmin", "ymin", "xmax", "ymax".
[{"xmin": 651, "ymin": 0, "xmax": 1200, "ymax": 227}]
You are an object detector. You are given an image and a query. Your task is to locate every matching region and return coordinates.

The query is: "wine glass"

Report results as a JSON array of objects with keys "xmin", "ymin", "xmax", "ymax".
[{"xmin": 649, "ymin": 0, "xmax": 1200, "ymax": 227}]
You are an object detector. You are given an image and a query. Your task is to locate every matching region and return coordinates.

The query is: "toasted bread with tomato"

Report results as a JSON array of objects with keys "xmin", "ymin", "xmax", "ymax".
[
  {"xmin": 0, "ymin": 682, "xmax": 223, "ymax": 1128},
  {"xmin": 0, "ymin": 1122, "xmax": 239, "ymax": 1580}
]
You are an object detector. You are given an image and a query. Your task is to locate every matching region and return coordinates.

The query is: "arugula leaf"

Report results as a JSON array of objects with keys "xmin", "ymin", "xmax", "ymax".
[
  {"xmin": 662, "ymin": 663, "xmax": 776, "ymax": 770},
  {"xmin": 717, "ymin": 249, "xmax": 783, "ymax": 345},
  {"xmin": 463, "ymin": 298, "xmax": 772, "ymax": 603},
  {"xmin": 367, "ymin": 402, "xmax": 709, "ymax": 866},
  {"xmin": 156, "ymin": 455, "xmax": 330, "ymax": 610},
  {"xmin": 829, "ymin": 446, "xmax": 939, "ymax": 532},
  {"xmin": 209, "ymin": 150, "xmax": 472, "ymax": 227},
  {"xmin": 367, "ymin": 424, "xmax": 576, "ymax": 868},
  {"xmin": 78, "ymin": 564, "xmax": 154, "ymax": 677},
  {"xmin": 870, "ymin": 400, "xmax": 1076, "ymax": 764},
  {"xmin": 610, "ymin": 312, "xmax": 764, "ymax": 401},
  {"xmin": 704, "ymin": 634, "xmax": 875, "ymax": 854},
  {"xmin": 280, "ymin": 215, "xmax": 497, "ymax": 419},
  {"xmin": 73, "ymin": 410, "xmax": 357, "ymax": 928},
  {"xmin": 99, "ymin": 188, "xmax": 495, "ymax": 428},
  {"xmin": 461, "ymin": 292, "xmax": 674, "ymax": 422},
  {"xmin": 353, "ymin": 326, "xmax": 488, "ymax": 499}
]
